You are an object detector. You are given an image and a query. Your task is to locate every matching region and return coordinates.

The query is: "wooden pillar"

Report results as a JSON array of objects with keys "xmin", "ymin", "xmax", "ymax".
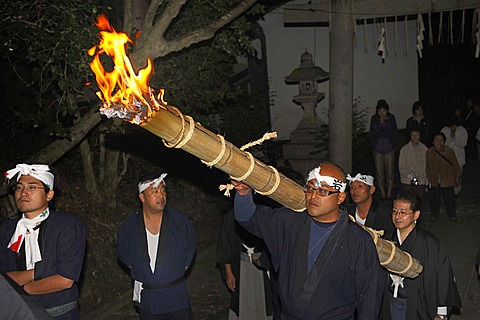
[{"xmin": 329, "ymin": 0, "xmax": 354, "ymax": 173}]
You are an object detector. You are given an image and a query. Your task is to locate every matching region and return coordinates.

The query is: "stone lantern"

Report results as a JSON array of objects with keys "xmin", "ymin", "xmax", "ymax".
[
  {"xmin": 284, "ymin": 50, "xmax": 329, "ymax": 129},
  {"xmin": 282, "ymin": 50, "xmax": 329, "ymax": 176}
]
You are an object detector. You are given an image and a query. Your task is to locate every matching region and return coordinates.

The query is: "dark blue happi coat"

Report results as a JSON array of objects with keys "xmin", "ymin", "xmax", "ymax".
[
  {"xmin": 117, "ymin": 208, "xmax": 195, "ymax": 314},
  {"xmin": 235, "ymin": 193, "xmax": 384, "ymax": 320},
  {"xmin": 0, "ymin": 211, "xmax": 86, "ymax": 310}
]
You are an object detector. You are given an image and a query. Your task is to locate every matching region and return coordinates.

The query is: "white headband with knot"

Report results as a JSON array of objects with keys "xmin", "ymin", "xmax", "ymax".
[
  {"xmin": 138, "ymin": 173, "xmax": 167, "ymax": 194},
  {"xmin": 306, "ymin": 166, "xmax": 347, "ymax": 192},
  {"xmin": 5, "ymin": 164, "xmax": 54, "ymax": 189},
  {"xmin": 346, "ymin": 173, "xmax": 374, "ymax": 186}
]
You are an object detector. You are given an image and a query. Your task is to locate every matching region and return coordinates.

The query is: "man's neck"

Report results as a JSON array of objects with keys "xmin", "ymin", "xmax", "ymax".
[
  {"xmin": 312, "ymin": 211, "xmax": 340, "ymax": 223},
  {"xmin": 143, "ymin": 209, "xmax": 163, "ymax": 235},
  {"xmin": 355, "ymin": 198, "xmax": 373, "ymax": 219},
  {"xmin": 24, "ymin": 207, "xmax": 48, "ymax": 220},
  {"xmin": 398, "ymin": 225, "xmax": 415, "ymax": 243}
]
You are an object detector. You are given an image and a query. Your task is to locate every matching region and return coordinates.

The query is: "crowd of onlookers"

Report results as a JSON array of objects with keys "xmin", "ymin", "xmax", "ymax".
[{"xmin": 370, "ymin": 98, "xmax": 480, "ymax": 222}]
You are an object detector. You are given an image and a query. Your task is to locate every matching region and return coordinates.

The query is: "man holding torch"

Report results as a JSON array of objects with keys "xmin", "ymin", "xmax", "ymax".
[{"xmin": 232, "ymin": 161, "xmax": 384, "ymax": 319}]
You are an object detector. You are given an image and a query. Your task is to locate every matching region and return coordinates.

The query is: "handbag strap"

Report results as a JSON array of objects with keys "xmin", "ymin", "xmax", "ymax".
[{"xmin": 434, "ymin": 149, "xmax": 453, "ymax": 167}]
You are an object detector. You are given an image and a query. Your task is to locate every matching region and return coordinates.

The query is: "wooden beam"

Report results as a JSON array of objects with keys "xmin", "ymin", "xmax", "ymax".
[{"xmin": 284, "ymin": 0, "xmax": 480, "ymax": 25}]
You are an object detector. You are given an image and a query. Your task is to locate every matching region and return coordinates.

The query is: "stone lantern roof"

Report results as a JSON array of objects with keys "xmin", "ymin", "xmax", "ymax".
[{"xmin": 285, "ymin": 51, "xmax": 329, "ymax": 84}]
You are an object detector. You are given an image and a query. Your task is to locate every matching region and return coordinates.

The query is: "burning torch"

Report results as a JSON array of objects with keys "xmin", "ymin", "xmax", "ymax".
[{"xmin": 87, "ymin": 15, "xmax": 422, "ymax": 278}]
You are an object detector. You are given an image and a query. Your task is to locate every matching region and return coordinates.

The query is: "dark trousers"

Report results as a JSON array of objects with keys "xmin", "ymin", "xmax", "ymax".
[
  {"xmin": 52, "ymin": 306, "xmax": 79, "ymax": 320},
  {"xmin": 388, "ymin": 293, "xmax": 407, "ymax": 320},
  {"xmin": 139, "ymin": 306, "xmax": 193, "ymax": 320},
  {"xmin": 428, "ymin": 186, "xmax": 456, "ymax": 219}
]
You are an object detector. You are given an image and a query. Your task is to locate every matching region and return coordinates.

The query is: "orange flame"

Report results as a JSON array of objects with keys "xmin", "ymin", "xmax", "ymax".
[{"xmin": 88, "ymin": 14, "xmax": 167, "ymax": 124}]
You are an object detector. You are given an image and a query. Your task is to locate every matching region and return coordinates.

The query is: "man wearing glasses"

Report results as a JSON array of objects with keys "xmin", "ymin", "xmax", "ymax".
[
  {"xmin": 0, "ymin": 163, "xmax": 86, "ymax": 319},
  {"xmin": 231, "ymin": 161, "xmax": 384, "ymax": 319},
  {"xmin": 382, "ymin": 190, "xmax": 461, "ymax": 320}
]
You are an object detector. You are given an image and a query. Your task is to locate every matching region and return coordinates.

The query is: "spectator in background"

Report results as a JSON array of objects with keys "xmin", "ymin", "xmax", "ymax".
[
  {"xmin": 405, "ymin": 101, "xmax": 430, "ymax": 146},
  {"xmin": 463, "ymin": 98, "xmax": 475, "ymax": 125},
  {"xmin": 476, "ymin": 128, "xmax": 480, "ymax": 172},
  {"xmin": 398, "ymin": 128, "xmax": 428, "ymax": 206},
  {"xmin": 441, "ymin": 117, "xmax": 468, "ymax": 196},
  {"xmin": 370, "ymin": 99, "xmax": 398, "ymax": 199},
  {"xmin": 345, "ymin": 172, "xmax": 394, "ymax": 235},
  {"xmin": 453, "ymin": 106, "xmax": 465, "ymax": 127},
  {"xmin": 217, "ymin": 209, "xmax": 274, "ymax": 320},
  {"xmin": 466, "ymin": 102, "xmax": 480, "ymax": 158},
  {"xmin": 426, "ymin": 133, "xmax": 461, "ymax": 222}
]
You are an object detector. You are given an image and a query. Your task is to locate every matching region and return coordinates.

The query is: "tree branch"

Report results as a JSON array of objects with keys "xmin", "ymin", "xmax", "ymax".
[
  {"xmin": 144, "ymin": 0, "xmax": 166, "ymax": 32},
  {"xmin": 154, "ymin": 0, "xmax": 186, "ymax": 36},
  {"xmin": 132, "ymin": 0, "xmax": 258, "ymax": 66},
  {"xmin": 0, "ymin": 107, "xmax": 103, "ymax": 198}
]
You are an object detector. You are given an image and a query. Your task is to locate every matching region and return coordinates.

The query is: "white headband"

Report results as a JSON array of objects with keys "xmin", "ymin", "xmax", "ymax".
[
  {"xmin": 5, "ymin": 164, "xmax": 54, "ymax": 189},
  {"xmin": 346, "ymin": 173, "xmax": 374, "ymax": 186},
  {"xmin": 138, "ymin": 173, "xmax": 167, "ymax": 193},
  {"xmin": 306, "ymin": 166, "xmax": 347, "ymax": 192}
]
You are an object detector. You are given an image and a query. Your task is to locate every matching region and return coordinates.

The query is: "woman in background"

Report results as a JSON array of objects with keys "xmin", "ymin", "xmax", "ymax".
[{"xmin": 370, "ymin": 99, "xmax": 397, "ymax": 199}]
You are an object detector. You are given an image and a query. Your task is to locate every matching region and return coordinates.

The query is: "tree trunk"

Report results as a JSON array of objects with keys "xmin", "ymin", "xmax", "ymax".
[
  {"xmin": 124, "ymin": 0, "xmax": 149, "ymax": 39},
  {"xmin": 79, "ymin": 138, "xmax": 100, "ymax": 199},
  {"xmin": 97, "ymin": 120, "xmax": 129, "ymax": 208}
]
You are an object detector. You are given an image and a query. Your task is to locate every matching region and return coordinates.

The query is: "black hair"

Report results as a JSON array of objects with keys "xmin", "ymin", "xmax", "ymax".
[
  {"xmin": 433, "ymin": 131, "xmax": 446, "ymax": 143},
  {"xmin": 394, "ymin": 190, "xmax": 422, "ymax": 212},
  {"xmin": 376, "ymin": 99, "xmax": 390, "ymax": 112},
  {"xmin": 446, "ymin": 114, "xmax": 460, "ymax": 127},
  {"xmin": 40, "ymin": 180, "xmax": 51, "ymax": 193},
  {"xmin": 409, "ymin": 127, "xmax": 421, "ymax": 135},
  {"xmin": 411, "ymin": 101, "xmax": 422, "ymax": 115}
]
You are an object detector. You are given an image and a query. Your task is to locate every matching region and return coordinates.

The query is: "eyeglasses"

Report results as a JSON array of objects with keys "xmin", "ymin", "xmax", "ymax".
[
  {"xmin": 304, "ymin": 185, "xmax": 340, "ymax": 197},
  {"xmin": 12, "ymin": 185, "xmax": 46, "ymax": 193},
  {"xmin": 390, "ymin": 209, "xmax": 414, "ymax": 217}
]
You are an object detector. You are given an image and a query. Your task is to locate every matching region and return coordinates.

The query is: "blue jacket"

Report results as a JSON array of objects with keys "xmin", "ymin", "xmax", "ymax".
[
  {"xmin": 0, "ymin": 211, "xmax": 86, "ymax": 309},
  {"xmin": 117, "ymin": 208, "xmax": 195, "ymax": 314}
]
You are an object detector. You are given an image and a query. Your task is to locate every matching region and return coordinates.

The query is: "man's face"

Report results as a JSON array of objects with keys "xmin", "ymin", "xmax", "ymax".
[
  {"xmin": 433, "ymin": 135, "xmax": 445, "ymax": 151},
  {"xmin": 410, "ymin": 131, "xmax": 421, "ymax": 144},
  {"xmin": 14, "ymin": 175, "xmax": 53, "ymax": 218},
  {"xmin": 305, "ymin": 164, "xmax": 346, "ymax": 222},
  {"xmin": 139, "ymin": 182, "xmax": 167, "ymax": 214},
  {"xmin": 391, "ymin": 200, "xmax": 419, "ymax": 231},
  {"xmin": 349, "ymin": 180, "xmax": 374, "ymax": 205}
]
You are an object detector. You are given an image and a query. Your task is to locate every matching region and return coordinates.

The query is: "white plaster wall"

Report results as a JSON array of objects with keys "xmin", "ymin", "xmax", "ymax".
[{"xmin": 260, "ymin": 2, "xmax": 419, "ymax": 139}]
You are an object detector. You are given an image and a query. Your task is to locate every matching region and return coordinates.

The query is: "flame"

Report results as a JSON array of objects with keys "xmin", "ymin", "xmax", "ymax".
[{"xmin": 88, "ymin": 14, "xmax": 167, "ymax": 124}]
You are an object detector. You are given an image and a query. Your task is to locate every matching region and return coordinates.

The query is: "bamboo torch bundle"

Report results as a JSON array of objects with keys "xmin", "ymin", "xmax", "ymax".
[
  {"xmin": 140, "ymin": 106, "xmax": 306, "ymax": 211},
  {"xmin": 357, "ymin": 220, "xmax": 423, "ymax": 278},
  {"xmin": 123, "ymin": 103, "xmax": 424, "ymax": 278},
  {"xmin": 88, "ymin": 14, "xmax": 422, "ymax": 278}
]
